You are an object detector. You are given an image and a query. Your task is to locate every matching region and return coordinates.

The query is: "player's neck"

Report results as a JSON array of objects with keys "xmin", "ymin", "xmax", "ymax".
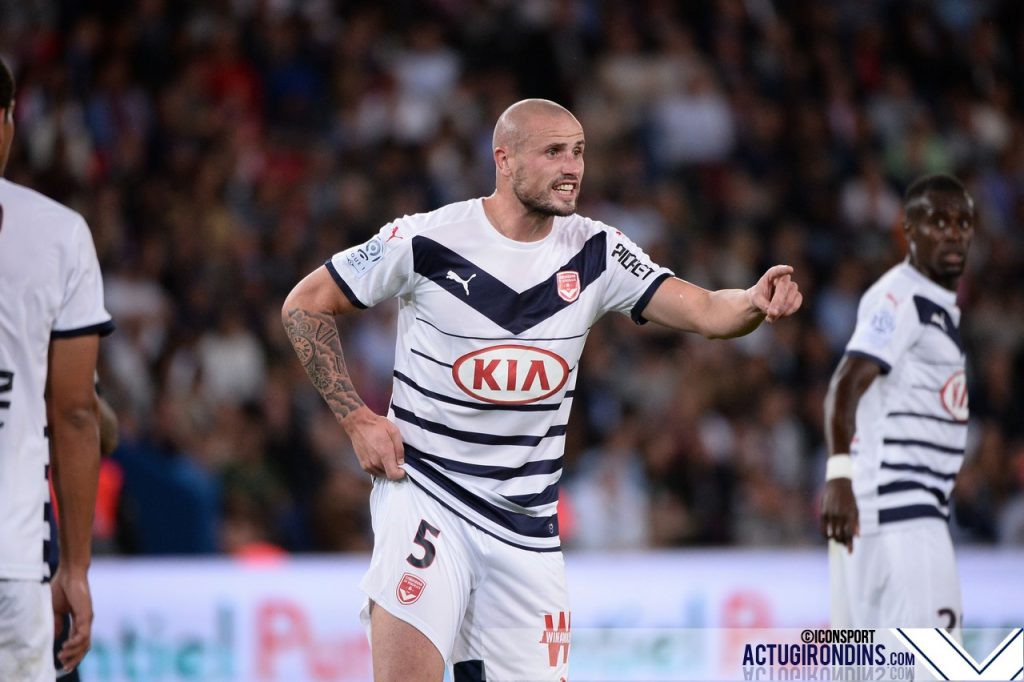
[
  {"xmin": 908, "ymin": 259, "xmax": 959, "ymax": 292},
  {"xmin": 482, "ymin": 193, "xmax": 554, "ymax": 243}
]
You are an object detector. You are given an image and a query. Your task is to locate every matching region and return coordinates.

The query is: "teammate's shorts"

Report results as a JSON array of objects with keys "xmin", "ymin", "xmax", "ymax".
[
  {"xmin": 359, "ymin": 477, "xmax": 570, "ymax": 682},
  {"xmin": 0, "ymin": 579, "xmax": 55, "ymax": 682},
  {"xmin": 829, "ymin": 519, "xmax": 962, "ymax": 636}
]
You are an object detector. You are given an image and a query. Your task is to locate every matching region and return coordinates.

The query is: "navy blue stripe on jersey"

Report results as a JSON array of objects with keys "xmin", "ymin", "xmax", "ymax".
[
  {"xmin": 404, "ymin": 443, "xmax": 562, "ymax": 481},
  {"xmin": 630, "ymin": 272, "xmax": 673, "ymax": 324},
  {"xmin": 411, "ymin": 233, "xmax": 607, "ymax": 335},
  {"xmin": 879, "ymin": 504, "xmax": 948, "ymax": 524},
  {"xmin": 503, "ymin": 480, "xmax": 560, "ymax": 508},
  {"xmin": 405, "ymin": 455, "xmax": 559, "ymax": 539},
  {"xmin": 883, "ymin": 438, "xmax": 965, "ymax": 456},
  {"xmin": 415, "ymin": 315, "xmax": 590, "ymax": 342},
  {"xmin": 410, "ymin": 348, "xmax": 452, "ymax": 368},
  {"xmin": 846, "ymin": 350, "xmax": 892, "ymax": 374},
  {"xmin": 403, "ymin": 474, "xmax": 560, "ymax": 552},
  {"xmin": 878, "ymin": 480, "xmax": 949, "ymax": 506},
  {"xmin": 392, "ymin": 404, "xmax": 567, "ymax": 446},
  {"xmin": 886, "ymin": 411, "xmax": 968, "ymax": 425},
  {"xmin": 453, "ymin": 660, "xmax": 485, "ymax": 682},
  {"xmin": 51, "ymin": 319, "xmax": 116, "ymax": 338},
  {"xmin": 880, "ymin": 462, "xmax": 958, "ymax": 481},
  {"xmin": 913, "ymin": 295, "xmax": 962, "ymax": 352},
  {"xmin": 324, "ymin": 260, "xmax": 368, "ymax": 309},
  {"xmin": 394, "ymin": 370, "xmax": 564, "ymax": 412}
]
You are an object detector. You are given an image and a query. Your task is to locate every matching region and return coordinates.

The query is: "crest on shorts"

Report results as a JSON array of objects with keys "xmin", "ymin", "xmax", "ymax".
[
  {"xmin": 397, "ymin": 572, "xmax": 426, "ymax": 605},
  {"xmin": 556, "ymin": 271, "xmax": 580, "ymax": 303}
]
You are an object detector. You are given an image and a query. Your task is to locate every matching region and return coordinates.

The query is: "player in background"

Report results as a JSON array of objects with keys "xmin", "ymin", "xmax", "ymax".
[
  {"xmin": 0, "ymin": 57, "xmax": 114, "ymax": 680},
  {"xmin": 821, "ymin": 174, "xmax": 974, "ymax": 635},
  {"xmin": 283, "ymin": 98, "xmax": 802, "ymax": 682}
]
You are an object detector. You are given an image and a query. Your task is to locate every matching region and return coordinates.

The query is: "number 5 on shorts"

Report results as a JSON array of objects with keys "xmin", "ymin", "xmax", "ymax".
[{"xmin": 406, "ymin": 519, "xmax": 441, "ymax": 569}]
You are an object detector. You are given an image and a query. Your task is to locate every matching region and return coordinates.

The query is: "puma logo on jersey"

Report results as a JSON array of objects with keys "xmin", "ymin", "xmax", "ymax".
[
  {"xmin": 931, "ymin": 311, "xmax": 947, "ymax": 331},
  {"xmin": 446, "ymin": 270, "xmax": 476, "ymax": 296}
]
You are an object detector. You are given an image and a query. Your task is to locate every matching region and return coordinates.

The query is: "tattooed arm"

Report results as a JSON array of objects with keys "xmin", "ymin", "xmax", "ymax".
[{"xmin": 282, "ymin": 266, "xmax": 405, "ymax": 480}]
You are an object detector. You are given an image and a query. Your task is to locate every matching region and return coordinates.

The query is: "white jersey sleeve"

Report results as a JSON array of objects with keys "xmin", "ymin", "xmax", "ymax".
[
  {"xmin": 599, "ymin": 227, "xmax": 673, "ymax": 324},
  {"xmin": 845, "ymin": 285, "xmax": 922, "ymax": 373},
  {"xmin": 52, "ymin": 217, "xmax": 112, "ymax": 337},
  {"xmin": 326, "ymin": 219, "xmax": 417, "ymax": 308}
]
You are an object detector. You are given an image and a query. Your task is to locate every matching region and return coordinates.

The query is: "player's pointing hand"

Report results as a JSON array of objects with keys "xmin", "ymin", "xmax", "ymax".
[
  {"xmin": 343, "ymin": 407, "xmax": 406, "ymax": 480},
  {"xmin": 748, "ymin": 265, "xmax": 803, "ymax": 322}
]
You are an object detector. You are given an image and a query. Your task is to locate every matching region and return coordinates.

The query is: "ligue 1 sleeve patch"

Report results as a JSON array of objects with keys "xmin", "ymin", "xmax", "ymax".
[
  {"xmin": 345, "ymin": 234, "xmax": 386, "ymax": 278},
  {"xmin": 865, "ymin": 304, "xmax": 897, "ymax": 349}
]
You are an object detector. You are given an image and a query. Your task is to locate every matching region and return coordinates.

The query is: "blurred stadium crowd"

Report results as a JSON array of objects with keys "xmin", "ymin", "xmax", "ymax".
[{"xmin": 2, "ymin": 0, "xmax": 1023, "ymax": 556}]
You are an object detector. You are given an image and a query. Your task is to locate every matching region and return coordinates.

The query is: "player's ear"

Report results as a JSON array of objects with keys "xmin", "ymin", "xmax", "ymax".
[{"xmin": 494, "ymin": 147, "xmax": 512, "ymax": 177}]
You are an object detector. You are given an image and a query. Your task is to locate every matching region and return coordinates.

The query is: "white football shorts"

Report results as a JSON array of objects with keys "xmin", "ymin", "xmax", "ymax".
[
  {"xmin": 360, "ymin": 477, "xmax": 570, "ymax": 682},
  {"xmin": 830, "ymin": 518, "xmax": 962, "ymax": 637},
  {"xmin": 0, "ymin": 579, "xmax": 55, "ymax": 682}
]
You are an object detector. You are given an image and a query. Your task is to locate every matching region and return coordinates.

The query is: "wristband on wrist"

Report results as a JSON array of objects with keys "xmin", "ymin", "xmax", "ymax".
[{"xmin": 826, "ymin": 454, "xmax": 853, "ymax": 481}]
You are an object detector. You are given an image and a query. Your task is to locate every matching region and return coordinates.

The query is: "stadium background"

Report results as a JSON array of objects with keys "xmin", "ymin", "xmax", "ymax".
[{"xmin": 2, "ymin": 0, "xmax": 1023, "ymax": 679}]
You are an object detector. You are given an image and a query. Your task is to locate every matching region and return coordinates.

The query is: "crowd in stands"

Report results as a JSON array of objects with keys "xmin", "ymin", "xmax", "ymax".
[{"xmin": 3, "ymin": 0, "xmax": 1023, "ymax": 555}]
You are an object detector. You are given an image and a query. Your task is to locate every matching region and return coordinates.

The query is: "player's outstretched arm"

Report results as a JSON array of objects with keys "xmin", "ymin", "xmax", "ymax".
[
  {"xmin": 821, "ymin": 354, "xmax": 881, "ymax": 552},
  {"xmin": 47, "ymin": 334, "xmax": 102, "ymax": 672},
  {"xmin": 642, "ymin": 265, "xmax": 803, "ymax": 338},
  {"xmin": 282, "ymin": 266, "xmax": 405, "ymax": 480}
]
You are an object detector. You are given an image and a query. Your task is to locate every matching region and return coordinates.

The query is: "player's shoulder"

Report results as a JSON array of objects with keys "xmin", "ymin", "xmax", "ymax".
[
  {"xmin": 553, "ymin": 213, "xmax": 624, "ymax": 249},
  {"xmin": 393, "ymin": 198, "xmax": 481, "ymax": 239},
  {"xmin": 861, "ymin": 262, "xmax": 921, "ymax": 307},
  {"xmin": 0, "ymin": 179, "xmax": 87, "ymax": 236}
]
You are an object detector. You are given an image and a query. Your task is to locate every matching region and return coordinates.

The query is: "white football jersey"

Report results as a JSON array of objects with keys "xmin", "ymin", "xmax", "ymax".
[
  {"xmin": 844, "ymin": 261, "xmax": 968, "ymax": 535},
  {"xmin": 0, "ymin": 178, "xmax": 113, "ymax": 580},
  {"xmin": 328, "ymin": 198, "xmax": 671, "ymax": 550}
]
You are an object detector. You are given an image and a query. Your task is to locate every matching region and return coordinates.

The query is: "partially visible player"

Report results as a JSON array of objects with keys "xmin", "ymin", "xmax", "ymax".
[
  {"xmin": 0, "ymin": 57, "xmax": 114, "ymax": 680},
  {"xmin": 821, "ymin": 174, "xmax": 974, "ymax": 634},
  {"xmin": 283, "ymin": 98, "xmax": 802, "ymax": 682}
]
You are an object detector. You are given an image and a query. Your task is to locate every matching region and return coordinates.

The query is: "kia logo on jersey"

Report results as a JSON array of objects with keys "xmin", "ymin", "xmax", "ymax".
[
  {"xmin": 452, "ymin": 345, "xmax": 569, "ymax": 405},
  {"xmin": 556, "ymin": 270, "xmax": 580, "ymax": 302},
  {"xmin": 940, "ymin": 370, "xmax": 968, "ymax": 422}
]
